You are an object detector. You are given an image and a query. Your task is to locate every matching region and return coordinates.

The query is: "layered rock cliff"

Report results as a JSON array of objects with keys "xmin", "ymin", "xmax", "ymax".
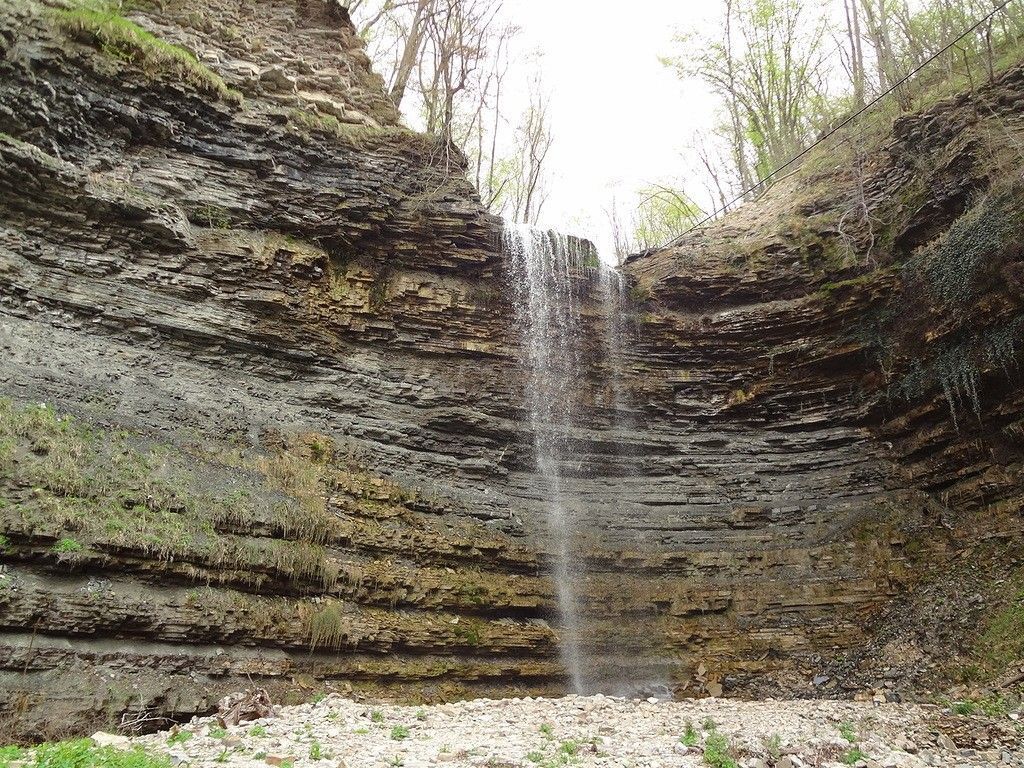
[{"xmin": 1, "ymin": 0, "xmax": 1022, "ymax": 741}]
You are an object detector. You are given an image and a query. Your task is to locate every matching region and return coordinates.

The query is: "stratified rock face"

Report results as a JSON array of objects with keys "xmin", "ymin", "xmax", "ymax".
[{"xmin": 1, "ymin": 0, "xmax": 1022, "ymax": 739}]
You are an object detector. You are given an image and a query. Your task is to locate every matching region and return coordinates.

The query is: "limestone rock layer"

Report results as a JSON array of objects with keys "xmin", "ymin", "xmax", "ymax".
[{"xmin": 1, "ymin": 0, "xmax": 1022, "ymax": 738}]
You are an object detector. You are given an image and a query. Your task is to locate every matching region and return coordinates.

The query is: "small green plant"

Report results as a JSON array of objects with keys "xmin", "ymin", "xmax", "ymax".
[
  {"xmin": 838, "ymin": 722, "xmax": 857, "ymax": 742},
  {"xmin": 539, "ymin": 723, "xmax": 554, "ymax": 738},
  {"xmin": 309, "ymin": 742, "xmax": 323, "ymax": 760},
  {"xmin": 0, "ymin": 746, "xmax": 24, "ymax": 766},
  {"xmin": 208, "ymin": 726, "xmax": 228, "ymax": 739},
  {"xmin": 703, "ymin": 732, "xmax": 737, "ymax": 768},
  {"xmin": 388, "ymin": 756, "xmax": 404, "ymax": 767},
  {"xmin": 526, "ymin": 752, "xmax": 544, "ymax": 764},
  {"xmin": 354, "ymin": 728, "xmax": 369, "ymax": 735},
  {"xmin": 248, "ymin": 725, "xmax": 267, "ymax": 738},
  {"xmin": 390, "ymin": 725, "xmax": 409, "ymax": 741},
  {"xmin": 0, "ymin": 534, "xmax": 10, "ymax": 552},
  {"xmin": 167, "ymin": 730, "xmax": 193, "ymax": 745},
  {"xmin": 765, "ymin": 733, "xmax": 782, "ymax": 760},
  {"xmin": 559, "ymin": 741, "xmax": 579, "ymax": 757},
  {"xmin": 415, "ymin": 709, "xmax": 427, "ymax": 721},
  {"xmin": 214, "ymin": 748, "xmax": 230, "ymax": 763},
  {"xmin": 253, "ymin": 752, "xmax": 267, "ymax": 761},
  {"xmin": 842, "ymin": 747, "xmax": 867, "ymax": 765},
  {"xmin": 702, "ymin": 717, "xmax": 717, "ymax": 732},
  {"xmin": 370, "ymin": 710, "xmax": 384, "ymax": 723},
  {"xmin": 952, "ymin": 700, "xmax": 977, "ymax": 715},
  {"xmin": 52, "ymin": 537, "xmax": 83, "ymax": 554},
  {"xmin": 2, "ymin": 740, "xmax": 172, "ymax": 768},
  {"xmin": 681, "ymin": 721, "xmax": 699, "ymax": 747}
]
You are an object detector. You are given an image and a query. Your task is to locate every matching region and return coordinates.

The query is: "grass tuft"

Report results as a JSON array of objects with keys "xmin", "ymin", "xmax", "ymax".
[{"xmin": 53, "ymin": 1, "xmax": 241, "ymax": 105}]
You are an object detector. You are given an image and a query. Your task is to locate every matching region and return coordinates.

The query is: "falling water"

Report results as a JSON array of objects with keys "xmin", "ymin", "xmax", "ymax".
[
  {"xmin": 503, "ymin": 224, "xmax": 602, "ymax": 694},
  {"xmin": 505, "ymin": 225, "xmax": 674, "ymax": 698}
]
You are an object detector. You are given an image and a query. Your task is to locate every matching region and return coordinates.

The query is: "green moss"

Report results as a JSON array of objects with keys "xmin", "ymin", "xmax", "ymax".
[
  {"xmin": 53, "ymin": 1, "xmax": 242, "ymax": 105},
  {"xmin": 0, "ymin": 399, "xmax": 338, "ymax": 588},
  {"xmin": 977, "ymin": 583, "xmax": 1024, "ymax": 674},
  {"xmin": 287, "ymin": 109, "xmax": 429, "ymax": 154}
]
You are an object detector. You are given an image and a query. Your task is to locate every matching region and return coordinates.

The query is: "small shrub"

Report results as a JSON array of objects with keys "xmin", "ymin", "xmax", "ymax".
[
  {"xmin": 702, "ymin": 732, "xmax": 737, "ymax": 768},
  {"xmin": 842, "ymin": 747, "xmax": 867, "ymax": 765},
  {"xmin": 681, "ymin": 721, "xmax": 699, "ymax": 747},
  {"xmin": 390, "ymin": 725, "xmax": 409, "ymax": 741},
  {"xmin": 370, "ymin": 710, "xmax": 384, "ymax": 723},
  {"xmin": 526, "ymin": 752, "xmax": 544, "ymax": 764},
  {"xmin": 309, "ymin": 742, "xmax": 323, "ymax": 760},
  {"xmin": 166, "ymin": 730, "xmax": 193, "ymax": 745},
  {"xmin": 838, "ymin": 722, "xmax": 857, "ymax": 742},
  {"xmin": 248, "ymin": 725, "xmax": 267, "ymax": 738},
  {"xmin": 539, "ymin": 723, "xmax": 554, "ymax": 738},
  {"xmin": 208, "ymin": 726, "xmax": 227, "ymax": 739}
]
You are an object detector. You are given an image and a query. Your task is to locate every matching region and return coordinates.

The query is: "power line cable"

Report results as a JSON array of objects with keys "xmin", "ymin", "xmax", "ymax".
[{"xmin": 658, "ymin": 0, "xmax": 1019, "ymax": 249}]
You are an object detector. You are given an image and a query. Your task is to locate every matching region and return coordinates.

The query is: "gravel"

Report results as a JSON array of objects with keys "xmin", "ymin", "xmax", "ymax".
[{"xmin": 133, "ymin": 694, "xmax": 1024, "ymax": 768}]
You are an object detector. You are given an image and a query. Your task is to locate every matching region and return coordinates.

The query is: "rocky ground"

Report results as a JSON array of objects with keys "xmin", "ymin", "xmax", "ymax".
[{"xmin": 126, "ymin": 694, "xmax": 1024, "ymax": 768}]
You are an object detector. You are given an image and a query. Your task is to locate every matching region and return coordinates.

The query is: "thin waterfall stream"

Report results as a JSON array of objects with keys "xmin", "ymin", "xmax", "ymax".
[{"xmin": 503, "ymin": 224, "xmax": 624, "ymax": 694}]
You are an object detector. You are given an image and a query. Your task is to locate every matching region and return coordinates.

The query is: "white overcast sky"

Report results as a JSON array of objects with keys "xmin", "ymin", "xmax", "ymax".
[{"xmin": 494, "ymin": 0, "xmax": 723, "ymax": 258}]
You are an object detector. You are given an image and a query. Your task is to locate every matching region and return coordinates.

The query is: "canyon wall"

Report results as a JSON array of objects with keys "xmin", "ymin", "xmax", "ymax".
[{"xmin": 1, "ymin": 0, "xmax": 1022, "ymax": 738}]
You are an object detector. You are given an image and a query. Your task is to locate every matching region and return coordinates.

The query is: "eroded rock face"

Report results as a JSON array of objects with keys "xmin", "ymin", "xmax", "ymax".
[{"xmin": 0, "ymin": 0, "xmax": 1021, "ymax": 739}]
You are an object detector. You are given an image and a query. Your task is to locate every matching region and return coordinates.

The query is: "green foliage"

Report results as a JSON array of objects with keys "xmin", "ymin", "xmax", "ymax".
[
  {"xmin": 526, "ymin": 752, "xmax": 544, "ymax": 764},
  {"xmin": 681, "ymin": 721, "xmax": 699, "ymax": 747},
  {"xmin": 0, "ymin": 534, "xmax": 9, "ymax": 553},
  {"xmin": 558, "ymin": 741, "xmax": 579, "ymax": 757},
  {"xmin": 539, "ymin": 723, "xmax": 554, "ymax": 739},
  {"xmin": 842, "ymin": 748, "xmax": 867, "ymax": 765},
  {"xmin": 52, "ymin": 1, "xmax": 241, "ymax": 104},
  {"xmin": 702, "ymin": 732, "xmax": 737, "ymax": 768},
  {"xmin": 631, "ymin": 186, "xmax": 704, "ymax": 250},
  {"xmin": 977, "ymin": 584, "xmax": 1024, "ymax": 676},
  {"xmin": 309, "ymin": 742, "xmax": 323, "ymax": 760},
  {"xmin": 208, "ymin": 727, "xmax": 227, "ymax": 739},
  {"xmin": 370, "ymin": 710, "xmax": 384, "ymax": 723},
  {"xmin": 189, "ymin": 203, "xmax": 231, "ymax": 229},
  {"xmin": 0, "ymin": 399, "xmax": 342, "ymax": 588},
  {"xmin": 389, "ymin": 726, "xmax": 409, "ymax": 741},
  {"xmin": 1, "ymin": 739, "xmax": 171, "ymax": 768},
  {"xmin": 247, "ymin": 726, "xmax": 266, "ymax": 738},
  {"xmin": 52, "ymin": 537, "xmax": 83, "ymax": 554},
  {"xmin": 166, "ymin": 731, "xmax": 192, "ymax": 745},
  {"xmin": 0, "ymin": 746, "xmax": 24, "ymax": 767},
  {"xmin": 838, "ymin": 722, "xmax": 857, "ymax": 742},
  {"xmin": 892, "ymin": 312, "xmax": 1024, "ymax": 427},
  {"xmin": 917, "ymin": 194, "xmax": 1017, "ymax": 309},
  {"xmin": 308, "ymin": 602, "xmax": 348, "ymax": 651},
  {"xmin": 765, "ymin": 734, "xmax": 782, "ymax": 760}
]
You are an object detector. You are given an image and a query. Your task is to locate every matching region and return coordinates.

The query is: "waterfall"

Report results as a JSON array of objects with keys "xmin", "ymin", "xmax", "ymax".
[{"xmin": 503, "ymin": 224, "xmax": 603, "ymax": 694}]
